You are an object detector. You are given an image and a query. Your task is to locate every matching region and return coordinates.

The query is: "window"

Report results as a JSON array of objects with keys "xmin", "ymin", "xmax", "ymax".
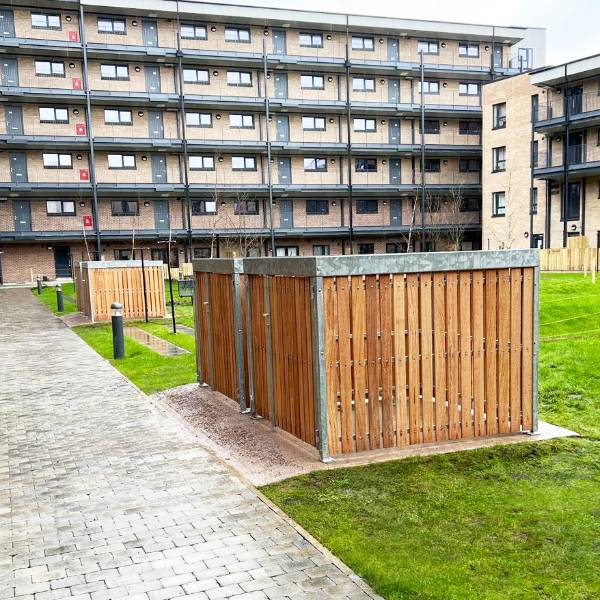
[
  {"xmin": 518, "ymin": 47, "xmax": 533, "ymax": 70},
  {"xmin": 192, "ymin": 200, "xmax": 217, "ymax": 215},
  {"xmin": 492, "ymin": 191, "xmax": 506, "ymax": 217},
  {"xmin": 235, "ymin": 200, "xmax": 259, "ymax": 214},
  {"xmin": 459, "ymin": 120, "xmax": 481, "ymax": 135},
  {"xmin": 183, "ymin": 69, "xmax": 209, "ymax": 84},
  {"xmin": 459, "ymin": 158, "xmax": 480, "ymax": 172},
  {"xmin": 356, "ymin": 199, "xmax": 378, "ymax": 213},
  {"xmin": 189, "ymin": 156, "xmax": 215, "ymax": 170},
  {"xmin": 386, "ymin": 242, "xmax": 407, "ymax": 253},
  {"xmin": 35, "ymin": 61, "xmax": 65, "ymax": 77},
  {"xmin": 312, "ymin": 244, "xmax": 330, "ymax": 255},
  {"xmin": 417, "ymin": 40, "xmax": 438, "ymax": 54},
  {"xmin": 354, "ymin": 118, "xmax": 376, "ymax": 132},
  {"xmin": 424, "ymin": 158, "xmax": 440, "ymax": 172},
  {"xmin": 302, "ymin": 116, "xmax": 326, "ymax": 130},
  {"xmin": 98, "ymin": 17, "xmax": 126, "ymax": 35},
  {"xmin": 229, "ymin": 114, "xmax": 254, "ymax": 128},
  {"xmin": 460, "ymin": 197, "xmax": 481, "ymax": 212},
  {"xmin": 31, "ymin": 13, "xmax": 61, "ymax": 30},
  {"xmin": 563, "ymin": 182, "xmax": 581, "ymax": 221},
  {"xmin": 101, "ymin": 64, "xmax": 129, "ymax": 80},
  {"xmin": 459, "ymin": 82, "xmax": 480, "ymax": 96},
  {"xmin": 224, "ymin": 27, "xmax": 250, "ymax": 43},
  {"xmin": 531, "ymin": 94, "xmax": 539, "ymax": 122},
  {"xmin": 304, "ymin": 157, "xmax": 327, "ymax": 171},
  {"xmin": 231, "ymin": 156, "xmax": 256, "ymax": 171},
  {"xmin": 492, "ymin": 146, "xmax": 506, "ymax": 171},
  {"xmin": 107, "ymin": 154, "xmax": 135, "ymax": 169},
  {"xmin": 352, "ymin": 36, "xmax": 374, "ymax": 51},
  {"xmin": 418, "ymin": 80, "xmax": 439, "ymax": 94},
  {"xmin": 420, "ymin": 119, "xmax": 440, "ymax": 134},
  {"xmin": 42, "ymin": 153, "xmax": 71, "ymax": 168},
  {"xmin": 531, "ymin": 140, "xmax": 539, "ymax": 168},
  {"xmin": 104, "ymin": 109, "xmax": 132, "ymax": 125},
  {"xmin": 358, "ymin": 243, "xmax": 374, "ymax": 254},
  {"xmin": 193, "ymin": 247, "xmax": 212, "ymax": 258},
  {"xmin": 492, "ymin": 102, "xmax": 506, "ymax": 129},
  {"xmin": 355, "ymin": 158, "xmax": 377, "ymax": 172},
  {"xmin": 186, "ymin": 112, "xmax": 212, "ymax": 127},
  {"xmin": 39, "ymin": 107, "xmax": 68, "ymax": 123},
  {"xmin": 301, "ymin": 74, "xmax": 324, "ymax": 89},
  {"xmin": 114, "ymin": 249, "xmax": 133, "ymax": 260},
  {"xmin": 227, "ymin": 71, "xmax": 252, "ymax": 86},
  {"xmin": 530, "ymin": 187, "xmax": 538, "ymax": 215},
  {"xmin": 299, "ymin": 32, "xmax": 323, "ymax": 48},
  {"xmin": 46, "ymin": 200, "xmax": 75, "ymax": 216},
  {"xmin": 180, "ymin": 23, "xmax": 207, "ymax": 40},
  {"xmin": 112, "ymin": 200, "xmax": 138, "ymax": 216},
  {"xmin": 306, "ymin": 199, "xmax": 329, "ymax": 214},
  {"xmin": 352, "ymin": 77, "xmax": 375, "ymax": 92},
  {"xmin": 459, "ymin": 42, "xmax": 479, "ymax": 57},
  {"xmin": 275, "ymin": 246, "xmax": 299, "ymax": 257}
]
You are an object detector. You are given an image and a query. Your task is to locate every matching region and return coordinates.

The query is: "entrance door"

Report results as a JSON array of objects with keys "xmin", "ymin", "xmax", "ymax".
[
  {"xmin": 54, "ymin": 247, "xmax": 72, "ymax": 278},
  {"xmin": 275, "ymin": 115, "xmax": 289, "ymax": 142},
  {"xmin": 13, "ymin": 200, "xmax": 31, "ymax": 231},
  {"xmin": 272, "ymin": 29, "xmax": 286, "ymax": 55},
  {"xmin": 568, "ymin": 85, "xmax": 583, "ymax": 115},
  {"xmin": 279, "ymin": 199, "xmax": 293, "ymax": 228},
  {"xmin": 148, "ymin": 110, "xmax": 164, "ymax": 138},
  {"xmin": 0, "ymin": 10, "xmax": 15, "ymax": 37},
  {"xmin": 1, "ymin": 58, "xmax": 18, "ymax": 86},
  {"xmin": 492, "ymin": 43, "xmax": 503, "ymax": 69},
  {"xmin": 274, "ymin": 73, "xmax": 288, "ymax": 99},
  {"xmin": 145, "ymin": 66, "xmax": 161, "ymax": 93},
  {"xmin": 389, "ymin": 159, "xmax": 401, "ymax": 184},
  {"xmin": 531, "ymin": 234, "xmax": 544, "ymax": 249},
  {"xmin": 388, "ymin": 78, "xmax": 400, "ymax": 103},
  {"xmin": 10, "ymin": 151, "xmax": 27, "ymax": 182},
  {"xmin": 568, "ymin": 132, "xmax": 584, "ymax": 164},
  {"xmin": 390, "ymin": 198, "xmax": 402, "ymax": 225},
  {"xmin": 142, "ymin": 18, "xmax": 158, "ymax": 47},
  {"xmin": 388, "ymin": 119, "xmax": 400, "ymax": 144},
  {"xmin": 5, "ymin": 104, "xmax": 23, "ymax": 135},
  {"xmin": 154, "ymin": 199, "xmax": 170, "ymax": 230},
  {"xmin": 387, "ymin": 38, "xmax": 399, "ymax": 61},
  {"xmin": 278, "ymin": 157, "xmax": 292, "ymax": 184},
  {"xmin": 151, "ymin": 153, "xmax": 167, "ymax": 183}
]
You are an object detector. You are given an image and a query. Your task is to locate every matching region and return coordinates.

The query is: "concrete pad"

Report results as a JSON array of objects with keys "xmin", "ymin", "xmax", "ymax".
[
  {"xmin": 155, "ymin": 383, "xmax": 579, "ymax": 486},
  {"xmin": 124, "ymin": 326, "xmax": 190, "ymax": 356}
]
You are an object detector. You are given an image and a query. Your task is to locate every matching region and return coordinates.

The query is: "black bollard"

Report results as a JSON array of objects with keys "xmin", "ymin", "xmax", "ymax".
[
  {"xmin": 111, "ymin": 301, "xmax": 125, "ymax": 359},
  {"xmin": 56, "ymin": 285, "xmax": 64, "ymax": 313},
  {"xmin": 37, "ymin": 278, "xmax": 43, "ymax": 295}
]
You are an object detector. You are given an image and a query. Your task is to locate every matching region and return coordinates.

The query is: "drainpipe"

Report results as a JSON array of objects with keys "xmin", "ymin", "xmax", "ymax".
[
  {"xmin": 345, "ymin": 16, "xmax": 354, "ymax": 253},
  {"xmin": 419, "ymin": 50, "xmax": 426, "ymax": 251},
  {"xmin": 262, "ymin": 38, "xmax": 275, "ymax": 255},
  {"xmin": 79, "ymin": 5, "xmax": 101, "ymax": 260},
  {"xmin": 562, "ymin": 66, "xmax": 569, "ymax": 248},
  {"xmin": 175, "ymin": 3, "xmax": 193, "ymax": 261},
  {"xmin": 529, "ymin": 98, "xmax": 535, "ymax": 246}
]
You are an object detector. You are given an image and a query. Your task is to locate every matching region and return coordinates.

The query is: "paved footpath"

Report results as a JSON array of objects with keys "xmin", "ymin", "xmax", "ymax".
[{"xmin": 0, "ymin": 289, "xmax": 379, "ymax": 600}]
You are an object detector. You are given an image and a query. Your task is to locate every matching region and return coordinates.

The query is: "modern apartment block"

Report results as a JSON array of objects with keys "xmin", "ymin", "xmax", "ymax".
[
  {"xmin": 483, "ymin": 54, "xmax": 600, "ymax": 251},
  {"xmin": 0, "ymin": 0, "xmax": 544, "ymax": 283}
]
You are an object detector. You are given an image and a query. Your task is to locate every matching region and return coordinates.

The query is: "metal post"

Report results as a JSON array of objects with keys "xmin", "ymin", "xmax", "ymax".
[
  {"xmin": 167, "ymin": 263, "xmax": 176, "ymax": 334},
  {"xmin": 245, "ymin": 277, "xmax": 256, "ymax": 416},
  {"xmin": 37, "ymin": 278, "xmax": 43, "ymax": 295},
  {"xmin": 111, "ymin": 302, "xmax": 125, "ymax": 359},
  {"xmin": 193, "ymin": 273, "xmax": 203, "ymax": 385},
  {"xmin": 562, "ymin": 67, "xmax": 570, "ymax": 249},
  {"xmin": 310, "ymin": 276, "xmax": 330, "ymax": 462},
  {"xmin": 344, "ymin": 22, "xmax": 354, "ymax": 254},
  {"xmin": 262, "ymin": 38, "xmax": 276, "ymax": 255},
  {"xmin": 56, "ymin": 285, "xmax": 64, "ymax": 313},
  {"xmin": 204, "ymin": 272, "xmax": 215, "ymax": 386},
  {"xmin": 139, "ymin": 249, "xmax": 149, "ymax": 323},
  {"xmin": 419, "ymin": 50, "xmax": 427, "ymax": 251},
  {"xmin": 232, "ymin": 272, "xmax": 248, "ymax": 412},
  {"xmin": 263, "ymin": 275, "xmax": 276, "ymax": 429},
  {"xmin": 531, "ymin": 265, "xmax": 540, "ymax": 433}
]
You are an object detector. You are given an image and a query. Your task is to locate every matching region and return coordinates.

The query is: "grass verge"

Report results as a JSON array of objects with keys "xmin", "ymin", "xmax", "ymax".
[{"xmin": 34, "ymin": 282, "xmax": 78, "ymax": 315}]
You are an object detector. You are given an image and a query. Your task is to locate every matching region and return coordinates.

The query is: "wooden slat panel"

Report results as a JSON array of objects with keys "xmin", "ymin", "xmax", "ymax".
[
  {"xmin": 365, "ymin": 275, "xmax": 382, "ymax": 450},
  {"xmin": 420, "ymin": 273, "xmax": 434, "ymax": 443},
  {"xmin": 324, "ymin": 277, "xmax": 342, "ymax": 455},
  {"xmin": 446, "ymin": 272, "xmax": 460, "ymax": 440},
  {"xmin": 351, "ymin": 276, "xmax": 369, "ymax": 451},
  {"xmin": 337, "ymin": 276, "xmax": 354, "ymax": 454},
  {"xmin": 433, "ymin": 273, "xmax": 448, "ymax": 441},
  {"xmin": 406, "ymin": 274, "xmax": 421, "ymax": 445},
  {"xmin": 472, "ymin": 271, "xmax": 486, "ymax": 437},
  {"xmin": 497, "ymin": 269, "xmax": 511, "ymax": 434},
  {"xmin": 510, "ymin": 268, "xmax": 523, "ymax": 432},
  {"xmin": 459, "ymin": 271, "xmax": 473, "ymax": 439},
  {"xmin": 379, "ymin": 274, "xmax": 395, "ymax": 448},
  {"xmin": 521, "ymin": 268, "xmax": 534, "ymax": 431},
  {"xmin": 392, "ymin": 274, "xmax": 409, "ymax": 446},
  {"xmin": 484, "ymin": 270, "xmax": 498, "ymax": 436}
]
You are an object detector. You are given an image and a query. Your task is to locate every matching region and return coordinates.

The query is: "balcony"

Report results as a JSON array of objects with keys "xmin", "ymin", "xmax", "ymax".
[
  {"xmin": 533, "ymin": 143, "xmax": 600, "ymax": 180},
  {"xmin": 535, "ymin": 92, "xmax": 600, "ymax": 132}
]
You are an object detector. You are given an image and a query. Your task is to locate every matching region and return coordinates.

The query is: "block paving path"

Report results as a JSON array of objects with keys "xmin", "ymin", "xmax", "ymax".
[{"xmin": 0, "ymin": 289, "xmax": 379, "ymax": 600}]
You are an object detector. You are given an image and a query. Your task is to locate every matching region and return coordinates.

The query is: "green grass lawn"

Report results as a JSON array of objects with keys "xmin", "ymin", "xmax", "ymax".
[
  {"xmin": 35, "ymin": 282, "xmax": 78, "ymax": 315},
  {"xmin": 262, "ymin": 273, "xmax": 600, "ymax": 600}
]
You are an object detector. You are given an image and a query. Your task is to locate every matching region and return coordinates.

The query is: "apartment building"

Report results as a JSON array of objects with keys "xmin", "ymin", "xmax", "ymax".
[
  {"xmin": 0, "ymin": 0, "xmax": 544, "ymax": 283},
  {"xmin": 483, "ymin": 54, "xmax": 600, "ymax": 251}
]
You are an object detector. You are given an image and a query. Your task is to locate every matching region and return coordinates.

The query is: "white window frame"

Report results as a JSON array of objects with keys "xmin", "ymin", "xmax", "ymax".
[
  {"xmin": 189, "ymin": 155, "xmax": 215, "ymax": 171},
  {"xmin": 186, "ymin": 112, "xmax": 212, "ymax": 127},
  {"xmin": 31, "ymin": 13, "xmax": 61, "ymax": 30},
  {"xmin": 226, "ymin": 71, "xmax": 252, "ymax": 86},
  {"xmin": 231, "ymin": 156, "xmax": 256, "ymax": 171},
  {"xmin": 417, "ymin": 40, "xmax": 439, "ymax": 54},
  {"xmin": 39, "ymin": 107, "xmax": 69, "ymax": 124},
  {"xmin": 299, "ymin": 32, "xmax": 323, "ymax": 48},
  {"xmin": 351, "ymin": 36, "xmax": 374, "ymax": 51},
  {"xmin": 97, "ymin": 17, "xmax": 126, "ymax": 35},
  {"xmin": 107, "ymin": 154, "xmax": 136, "ymax": 169},
  {"xmin": 46, "ymin": 200, "xmax": 75, "ymax": 215},
  {"xmin": 183, "ymin": 69, "xmax": 209, "ymax": 84},
  {"xmin": 180, "ymin": 23, "xmax": 207, "ymax": 40},
  {"xmin": 300, "ymin": 74, "xmax": 324, "ymax": 90},
  {"xmin": 418, "ymin": 80, "xmax": 439, "ymax": 94},
  {"xmin": 302, "ymin": 116, "xmax": 326, "ymax": 131},
  {"xmin": 352, "ymin": 77, "xmax": 375, "ymax": 92},
  {"xmin": 459, "ymin": 82, "xmax": 480, "ymax": 96},
  {"xmin": 224, "ymin": 27, "xmax": 250, "ymax": 43},
  {"xmin": 35, "ymin": 60, "xmax": 65, "ymax": 77},
  {"xmin": 353, "ymin": 118, "xmax": 376, "ymax": 132},
  {"xmin": 229, "ymin": 114, "xmax": 254, "ymax": 128},
  {"xmin": 42, "ymin": 153, "xmax": 72, "ymax": 169},
  {"xmin": 100, "ymin": 64, "xmax": 129, "ymax": 80},
  {"xmin": 104, "ymin": 109, "xmax": 132, "ymax": 125}
]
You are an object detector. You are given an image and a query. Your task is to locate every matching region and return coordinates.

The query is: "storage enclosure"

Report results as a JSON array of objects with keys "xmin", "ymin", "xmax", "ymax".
[
  {"xmin": 75, "ymin": 260, "xmax": 167, "ymax": 322},
  {"xmin": 194, "ymin": 251, "xmax": 539, "ymax": 461}
]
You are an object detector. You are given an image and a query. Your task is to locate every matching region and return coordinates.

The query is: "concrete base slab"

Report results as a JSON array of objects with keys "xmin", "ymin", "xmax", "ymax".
[{"xmin": 154, "ymin": 383, "xmax": 579, "ymax": 486}]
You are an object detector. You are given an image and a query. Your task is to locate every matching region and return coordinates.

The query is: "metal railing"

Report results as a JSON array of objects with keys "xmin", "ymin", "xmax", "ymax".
[{"xmin": 536, "ymin": 92, "xmax": 600, "ymax": 123}]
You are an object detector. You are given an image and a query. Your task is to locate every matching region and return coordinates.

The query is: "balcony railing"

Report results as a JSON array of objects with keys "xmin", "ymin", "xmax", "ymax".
[
  {"xmin": 534, "ymin": 143, "xmax": 600, "ymax": 171},
  {"xmin": 536, "ymin": 92, "xmax": 600, "ymax": 123}
]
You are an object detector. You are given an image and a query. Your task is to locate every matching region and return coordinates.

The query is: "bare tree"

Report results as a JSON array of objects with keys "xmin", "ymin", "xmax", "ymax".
[{"xmin": 424, "ymin": 186, "xmax": 467, "ymax": 251}]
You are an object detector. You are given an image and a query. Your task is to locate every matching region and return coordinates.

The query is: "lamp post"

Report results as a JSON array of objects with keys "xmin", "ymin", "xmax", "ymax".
[{"xmin": 111, "ymin": 301, "xmax": 125, "ymax": 359}]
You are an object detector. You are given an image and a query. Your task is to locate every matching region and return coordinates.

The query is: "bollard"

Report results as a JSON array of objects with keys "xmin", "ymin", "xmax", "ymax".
[
  {"xmin": 37, "ymin": 278, "xmax": 43, "ymax": 295},
  {"xmin": 56, "ymin": 285, "xmax": 64, "ymax": 313},
  {"xmin": 111, "ymin": 302, "xmax": 125, "ymax": 360}
]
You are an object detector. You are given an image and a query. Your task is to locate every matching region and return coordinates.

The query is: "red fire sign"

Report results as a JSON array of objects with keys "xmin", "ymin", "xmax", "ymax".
[
  {"xmin": 68, "ymin": 31, "xmax": 79, "ymax": 42},
  {"xmin": 83, "ymin": 215, "xmax": 93, "ymax": 228},
  {"xmin": 72, "ymin": 78, "xmax": 82, "ymax": 90},
  {"xmin": 75, "ymin": 123, "xmax": 86, "ymax": 136},
  {"xmin": 79, "ymin": 168, "xmax": 89, "ymax": 181}
]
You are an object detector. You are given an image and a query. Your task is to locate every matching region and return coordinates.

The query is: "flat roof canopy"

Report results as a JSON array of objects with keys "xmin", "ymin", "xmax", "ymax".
[{"xmin": 532, "ymin": 53, "xmax": 600, "ymax": 87}]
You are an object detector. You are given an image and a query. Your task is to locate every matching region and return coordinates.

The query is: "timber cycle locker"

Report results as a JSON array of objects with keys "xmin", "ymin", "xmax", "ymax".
[{"xmin": 193, "ymin": 250, "xmax": 540, "ymax": 462}]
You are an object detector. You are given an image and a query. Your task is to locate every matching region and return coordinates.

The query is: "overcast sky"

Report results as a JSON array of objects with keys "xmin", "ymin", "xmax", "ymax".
[{"xmin": 200, "ymin": 0, "xmax": 598, "ymax": 66}]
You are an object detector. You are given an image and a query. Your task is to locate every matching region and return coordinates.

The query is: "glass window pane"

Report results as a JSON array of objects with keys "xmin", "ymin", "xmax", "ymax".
[
  {"xmin": 47, "ymin": 201, "xmax": 61, "ymax": 213},
  {"xmin": 43, "ymin": 154, "xmax": 58, "ymax": 167}
]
